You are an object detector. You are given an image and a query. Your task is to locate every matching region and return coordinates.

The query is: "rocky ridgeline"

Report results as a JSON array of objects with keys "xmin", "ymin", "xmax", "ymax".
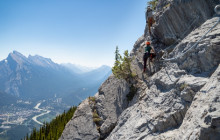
[{"xmin": 59, "ymin": 0, "xmax": 220, "ymax": 139}]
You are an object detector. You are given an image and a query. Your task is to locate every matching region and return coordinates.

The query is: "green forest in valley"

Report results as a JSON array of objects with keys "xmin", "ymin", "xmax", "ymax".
[{"xmin": 23, "ymin": 106, "xmax": 77, "ymax": 140}]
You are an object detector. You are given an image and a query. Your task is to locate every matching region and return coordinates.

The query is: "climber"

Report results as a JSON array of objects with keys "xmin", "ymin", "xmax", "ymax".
[
  {"xmin": 146, "ymin": 6, "xmax": 155, "ymax": 36},
  {"xmin": 143, "ymin": 41, "xmax": 155, "ymax": 73}
]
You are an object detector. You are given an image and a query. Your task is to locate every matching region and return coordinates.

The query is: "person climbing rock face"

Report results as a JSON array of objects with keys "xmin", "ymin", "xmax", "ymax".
[
  {"xmin": 143, "ymin": 41, "xmax": 155, "ymax": 73},
  {"xmin": 146, "ymin": 6, "xmax": 155, "ymax": 36}
]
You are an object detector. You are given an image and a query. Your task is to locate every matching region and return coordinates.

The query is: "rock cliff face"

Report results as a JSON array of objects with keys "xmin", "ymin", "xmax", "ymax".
[
  {"xmin": 59, "ymin": 99, "xmax": 100, "ymax": 140},
  {"xmin": 149, "ymin": 0, "xmax": 219, "ymax": 45},
  {"xmin": 60, "ymin": 76, "xmax": 130, "ymax": 140},
  {"xmin": 60, "ymin": 0, "xmax": 220, "ymax": 139}
]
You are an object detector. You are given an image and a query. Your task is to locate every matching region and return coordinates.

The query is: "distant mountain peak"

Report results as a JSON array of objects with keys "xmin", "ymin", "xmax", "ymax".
[
  {"xmin": 7, "ymin": 50, "xmax": 28, "ymax": 65},
  {"xmin": 4, "ymin": 51, "xmax": 59, "ymax": 69},
  {"xmin": 28, "ymin": 54, "xmax": 49, "ymax": 59},
  {"xmin": 9, "ymin": 50, "xmax": 26, "ymax": 57},
  {"xmin": 28, "ymin": 54, "xmax": 57, "ymax": 68},
  {"xmin": 12, "ymin": 50, "xmax": 22, "ymax": 55}
]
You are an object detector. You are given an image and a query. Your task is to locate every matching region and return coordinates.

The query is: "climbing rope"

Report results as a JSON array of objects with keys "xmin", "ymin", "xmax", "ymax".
[
  {"xmin": 140, "ymin": 5, "xmax": 220, "ymax": 76},
  {"xmin": 161, "ymin": 15, "xmax": 200, "ymax": 59},
  {"xmin": 161, "ymin": 17, "xmax": 220, "ymax": 62},
  {"xmin": 160, "ymin": 5, "xmax": 220, "ymax": 62}
]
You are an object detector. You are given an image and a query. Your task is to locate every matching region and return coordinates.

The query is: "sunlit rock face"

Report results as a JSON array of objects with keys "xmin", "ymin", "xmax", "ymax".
[
  {"xmin": 59, "ymin": 0, "xmax": 220, "ymax": 139},
  {"xmin": 149, "ymin": 0, "xmax": 218, "ymax": 46}
]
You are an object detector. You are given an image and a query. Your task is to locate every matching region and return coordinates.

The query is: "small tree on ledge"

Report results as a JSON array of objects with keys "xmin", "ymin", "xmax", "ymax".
[
  {"xmin": 112, "ymin": 47, "xmax": 135, "ymax": 81},
  {"xmin": 147, "ymin": 0, "xmax": 158, "ymax": 10}
]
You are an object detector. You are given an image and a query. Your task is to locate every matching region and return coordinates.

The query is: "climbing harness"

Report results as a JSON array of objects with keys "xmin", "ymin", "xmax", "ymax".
[
  {"xmin": 141, "ymin": 5, "xmax": 220, "ymax": 76},
  {"xmin": 160, "ymin": 5, "xmax": 220, "ymax": 62}
]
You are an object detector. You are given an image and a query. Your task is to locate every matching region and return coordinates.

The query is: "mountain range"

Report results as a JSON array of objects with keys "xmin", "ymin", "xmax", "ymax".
[
  {"xmin": 0, "ymin": 51, "xmax": 111, "ymax": 105},
  {"xmin": 61, "ymin": 63, "xmax": 96, "ymax": 74}
]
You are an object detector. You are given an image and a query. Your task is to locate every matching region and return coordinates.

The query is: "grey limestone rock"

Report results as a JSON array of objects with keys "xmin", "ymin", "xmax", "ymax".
[
  {"xmin": 172, "ymin": 17, "xmax": 220, "ymax": 74},
  {"xmin": 59, "ymin": 99, "xmax": 100, "ymax": 140},
  {"xmin": 106, "ymin": 64, "xmax": 188, "ymax": 140},
  {"xmin": 151, "ymin": 0, "xmax": 219, "ymax": 45},
  {"xmin": 96, "ymin": 75, "xmax": 130, "ymax": 138},
  {"xmin": 59, "ymin": 75, "xmax": 130, "ymax": 139},
  {"xmin": 151, "ymin": 64, "xmax": 220, "ymax": 140},
  {"xmin": 60, "ymin": 1, "xmax": 220, "ymax": 139},
  {"xmin": 107, "ymin": 16, "xmax": 220, "ymax": 140}
]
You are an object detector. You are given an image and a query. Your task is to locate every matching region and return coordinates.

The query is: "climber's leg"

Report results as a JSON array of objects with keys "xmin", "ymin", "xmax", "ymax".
[
  {"xmin": 143, "ymin": 53, "xmax": 150, "ymax": 73},
  {"xmin": 143, "ymin": 57, "xmax": 147, "ymax": 72},
  {"xmin": 148, "ymin": 58, "xmax": 151, "ymax": 74}
]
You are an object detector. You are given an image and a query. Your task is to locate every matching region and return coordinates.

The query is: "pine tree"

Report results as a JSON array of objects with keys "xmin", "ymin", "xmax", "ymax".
[
  {"xmin": 115, "ymin": 46, "xmax": 120, "ymax": 62},
  {"xmin": 33, "ymin": 128, "xmax": 37, "ymax": 140},
  {"xmin": 112, "ymin": 47, "xmax": 135, "ymax": 80},
  {"xmin": 112, "ymin": 46, "xmax": 122, "ymax": 78},
  {"xmin": 23, "ymin": 106, "xmax": 77, "ymax": 140},
  {"xmin": 121, "ymin": 50, "xmax": 132, "ymax": 80},
  {"xmin": 148, "ymin": 0, "xmax": 158, "ymax": 10},
  {"xmin": 26, "ymin": 133, "xmax": 29, "ymax": 140}
]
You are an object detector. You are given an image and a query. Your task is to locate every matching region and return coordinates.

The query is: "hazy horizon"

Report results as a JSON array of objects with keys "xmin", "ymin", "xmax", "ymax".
[{"xmin": 0, "ymin": 0, "xmax": 148, "ymax": 67}]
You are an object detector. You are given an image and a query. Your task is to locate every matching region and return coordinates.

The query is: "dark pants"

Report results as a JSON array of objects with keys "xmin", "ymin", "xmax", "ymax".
[
  {"xmin": 143, "ymin": 53, "xmax": 156, "ymax": 70},
  {"xmin": 143, "ymin": 53, "xmax": 150, "ymax": 69}
]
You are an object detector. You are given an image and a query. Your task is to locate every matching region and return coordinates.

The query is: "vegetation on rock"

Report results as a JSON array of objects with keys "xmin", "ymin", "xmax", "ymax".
[
  {"xmin": 88, "ymin": 96, "xmax": 102, "ymax": 131},
  {"xmin": 89, "ymin": 96, "xmax": 96, "ymax": 103},
  {"xmin": 112, "ymin": 47, "xmax": 135, "ymax": 81},
  {"xmin": 126, "ymin": 84, "xmax": 138, "ymax": 102},
  {"xmin": 147, "ymin": 0, "xmax": 158, "ymax": 10},
  {"xmin": 180, "ymin": 83, "xmax": 188, "ymax": 91}
]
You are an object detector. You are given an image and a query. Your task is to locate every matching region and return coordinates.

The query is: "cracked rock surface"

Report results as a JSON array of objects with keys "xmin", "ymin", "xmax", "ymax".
[
  {"xmin": 59, "ymin": 99, "xmax": 100, "ymax": 140},
  {"xmin": 107, "ymin": 16, "xmax": 220, "ymax": 140},
  {"xmin": 59, "ymin": 0, "xmax": 220, "ymax": 139}
]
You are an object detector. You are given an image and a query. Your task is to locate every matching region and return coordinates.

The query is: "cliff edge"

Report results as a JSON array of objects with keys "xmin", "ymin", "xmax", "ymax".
[{"xmin": 60, "ymin": 0, "xmax": 220, "ymax": 139}]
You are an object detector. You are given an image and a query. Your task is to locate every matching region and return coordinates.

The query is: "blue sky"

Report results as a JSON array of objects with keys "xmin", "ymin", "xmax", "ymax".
[{"xmin": 0, "ymin": 0, "xmax": 148, "ymax": 67}]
